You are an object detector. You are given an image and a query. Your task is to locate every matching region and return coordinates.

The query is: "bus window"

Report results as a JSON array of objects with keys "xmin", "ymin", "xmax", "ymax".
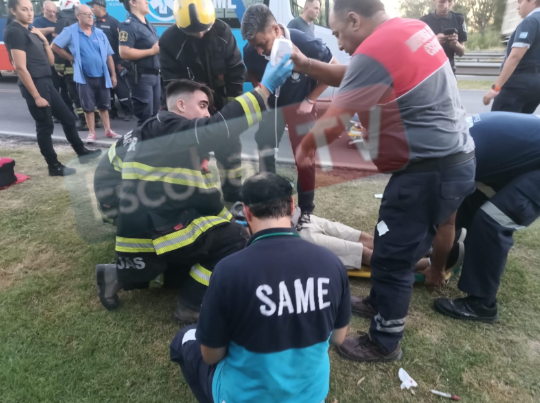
[{"xmin": 290, "ymin": 0, "xmax": 329, "ymax": 28}]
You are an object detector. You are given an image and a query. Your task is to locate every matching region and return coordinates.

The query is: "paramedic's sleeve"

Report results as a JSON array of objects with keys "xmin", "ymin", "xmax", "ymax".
[
  {"xmin": 333, "ymin": 53, "xmax": 393, "ymax": 112},
  {"xmin": 299, "ymin": 35, "xmax": 333, "ymax": 64},
  {"xmin": 183, "ymin": 88, "xmax": 268, "ymax": 149},
  {"xmin": 512, "ymin": 17, "xmax": 539, "ymax": 49},
  {"xmin": 334, "ymin": 264, "xmax": 351, "ymax": 329},
  {"xmin": 196, "ymin": 264, "xmax": 230, "ymax": 348},
  {"xmin": 93, "ymin": 146, "xmax": 122, "ymax": 221}
]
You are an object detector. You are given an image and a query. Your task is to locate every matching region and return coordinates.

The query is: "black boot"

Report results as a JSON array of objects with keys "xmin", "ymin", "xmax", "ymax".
[
  {"xmin": 48, "ymin": 162, "xmax": 76, "ymax": 176},
  {"xmin": 434, "ymin": 296, "xmax": 499, "ymax": 323},
  {"xmin": 96, "ymin": 264, "xmax": 122, "ymax": 310},
  {"xmin": 76, "ymin": 147, "xmax": 102, "ymax": 163},
  {"xmin": 76, "ymin": 118, "xmax": 88, "ymax": 131}
]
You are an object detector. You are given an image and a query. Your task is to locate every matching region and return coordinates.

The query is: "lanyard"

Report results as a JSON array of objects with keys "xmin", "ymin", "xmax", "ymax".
[{"xmin": 250, "ymin": 232, "xmax": 300, "ymax": 245}]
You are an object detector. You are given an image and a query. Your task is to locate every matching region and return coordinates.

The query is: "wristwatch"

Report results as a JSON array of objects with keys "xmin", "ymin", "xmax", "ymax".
[{"xmin": 492, "ymin": 84, "xmax": 501, "ymax": 92}]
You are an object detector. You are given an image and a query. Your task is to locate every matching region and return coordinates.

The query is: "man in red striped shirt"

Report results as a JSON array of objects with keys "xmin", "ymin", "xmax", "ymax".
[{"xmin": 292, "ymin": 0, "xmax": 476, "ymax": 362}]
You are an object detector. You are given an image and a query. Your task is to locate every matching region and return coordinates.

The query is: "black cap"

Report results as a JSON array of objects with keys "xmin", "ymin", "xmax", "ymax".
[{"xmin": 86, "ymin": 0, "xmax": 106, "ymax": 7}]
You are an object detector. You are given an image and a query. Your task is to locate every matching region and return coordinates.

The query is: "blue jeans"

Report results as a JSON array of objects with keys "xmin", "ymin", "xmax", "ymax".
[
  {"xmin": 129, "ymin": 73, "xmax": 161, "ymax": 126},
  {"xmin": 368, "ymin": 154, "xmax": 476, "ymax": 353}
]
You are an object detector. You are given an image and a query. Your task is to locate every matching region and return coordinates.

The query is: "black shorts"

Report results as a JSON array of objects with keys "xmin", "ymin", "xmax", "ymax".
[{"xmin": 77, "ymin": 75, "xmax": 110, "ymax": 112}]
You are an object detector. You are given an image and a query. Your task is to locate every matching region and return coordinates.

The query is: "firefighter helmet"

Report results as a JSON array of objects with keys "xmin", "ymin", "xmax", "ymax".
[
  {"xmin": 173, "ymin": 0, "xmax": 216, "ymax": 34},
  {"xmin": 59, "ymin": 0, "xmax": 81, "ymax": 10}
]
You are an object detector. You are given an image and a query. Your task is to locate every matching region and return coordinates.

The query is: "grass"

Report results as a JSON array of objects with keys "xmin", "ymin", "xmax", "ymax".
[
  {"xmin": 457, "ymin": 80, "xmax": 493, "ymax": 91},
  {"xmin": 467, "ymin": 31, "xmax": 505, "ymax": 51},
  {"xmin": 1, "ymin": 142, "xmax": 540, "ymax": 402}
]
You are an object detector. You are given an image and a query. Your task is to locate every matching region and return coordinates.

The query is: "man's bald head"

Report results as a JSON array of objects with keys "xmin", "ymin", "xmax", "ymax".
[
  {"xmin": 42, "ymin": 0, "xmax": 57, "ymax": 22},
  {"xmin": 76, "ymin": 4, "xmax": 94, "ymax": 27}
]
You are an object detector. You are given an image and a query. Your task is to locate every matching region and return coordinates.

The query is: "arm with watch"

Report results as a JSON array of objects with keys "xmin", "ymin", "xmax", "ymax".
[
  {"xmin": 483, "ymin": 47, "xmax": 528, "ymax": 106},
  {"xmin": 297, "ymin": 57, "xmax": 340, "ymax": 115}
]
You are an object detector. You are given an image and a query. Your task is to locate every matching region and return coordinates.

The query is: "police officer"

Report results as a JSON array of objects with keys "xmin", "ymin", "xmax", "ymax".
[
  {"xmin": 420, "ymin": 0, "xmax": 467, "ymax": 75},
  {"xmin": 160, "ymin": 0, "xmax": 246, "ymax": 202},
  {"xmin": 483, "ymin": 0, "xmax": 540, "ymax": 114},
  {"xmin": 118, "ymin": 0, "xmax": 160, "ymax": 126},
  {"xmin": 87, "ymin": 0, "xmax": 133, "ymax": 121},
  {"xmin": 434, "ymin": 112, "xmax": 540, "ymax": 323},
  {"xmin": 93, "ymin": 56, "xmax": 293, "ymax": 323}
]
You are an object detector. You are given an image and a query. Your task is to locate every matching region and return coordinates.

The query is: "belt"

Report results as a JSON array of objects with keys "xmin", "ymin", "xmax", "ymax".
[
  {"xmin": 398, "ymin": 151, "xmax": 475, "ymax": 174},
  {"xmin": 138, "ymin": 67, "xmax": 159, "ymax": 75}
]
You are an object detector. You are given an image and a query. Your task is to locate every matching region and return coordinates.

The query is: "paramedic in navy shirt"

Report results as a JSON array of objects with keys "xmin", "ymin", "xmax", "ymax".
[
  {"xmin": 483, "ymin": 0, "xmax": 540, "ymax": 113},
  {"xmin": 434, "ymin": 113, "xmax": 540, "ymax": 322},
  {"xmin": 171, "ymin": 172, "xmax": 351, "ymax": 403},
  {"xmin": 241, "ymin": 4, "xmax": 339, "ymax": 217}
]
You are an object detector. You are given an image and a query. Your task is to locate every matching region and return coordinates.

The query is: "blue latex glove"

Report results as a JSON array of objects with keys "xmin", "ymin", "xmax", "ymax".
[{"xmin": 260, "ymin": 54, "xmax": 293, "ymax": 94}]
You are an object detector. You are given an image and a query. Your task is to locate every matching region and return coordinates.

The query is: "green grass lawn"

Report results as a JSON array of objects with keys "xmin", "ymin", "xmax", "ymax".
[
  {"xmin": 457, "ymin": 80, "xmax": 493, "ymax": 91},
  {"xmin": 1, "ymin": 143, "xmax": 540, "ymax": 403}
]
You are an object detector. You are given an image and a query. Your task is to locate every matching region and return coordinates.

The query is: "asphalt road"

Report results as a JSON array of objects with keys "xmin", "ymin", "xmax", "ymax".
[{"xmin": 1, "ymin": 75, "xmax": 536, "ymax": 169}]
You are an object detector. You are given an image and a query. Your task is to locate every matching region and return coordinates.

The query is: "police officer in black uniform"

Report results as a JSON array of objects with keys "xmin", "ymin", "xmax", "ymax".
[
  {"xmin": 160, "ymin": 0, "xmax": 246, "ymax": 202},
  {"xmin": 87, "ymin": 0, "xmax": 133, "ymax": 121},
  {"xmin": 483, "ymin": 0, "xmax": 540, "ymax": 113},
  {"xmin": 421, "ymin": 0, "xmax": 467, "ymax": 75},
  {"xmin": 118, "ymin": 0, "xmax": 160, "ymax": 126}
]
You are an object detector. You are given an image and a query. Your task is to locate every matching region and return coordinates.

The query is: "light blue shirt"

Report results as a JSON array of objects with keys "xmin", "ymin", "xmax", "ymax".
[
  {"xmin": 53, "ymin": 23, "xmax": 114, "ymax": 87},
  {"xmin": 78, "ymin": 27, "xmax": 104, "ymax": 77}
]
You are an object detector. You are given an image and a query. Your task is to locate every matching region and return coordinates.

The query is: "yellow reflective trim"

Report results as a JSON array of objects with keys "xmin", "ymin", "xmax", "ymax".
[
  {"xmin": 115, "ymin": 236, "xmax": 155, "ymax": 253},
  {"xmin": 108, "ymin": 142, "xmax": 123, "ymax": 171},
  {"xmin": 121, "ymin": 161, "xmax": 217, "ymax": 189},
  {"xmin": 108, "ymin": 142, "xmax": 117, "ymax": 164},
  {"xmin": 65, "ymin": 67, "xmax": 74, "ymax": 74},
  {"xmin": 189, "ymin": 263, "xmax": 211, "ymax": 286},
  {"xmin": 153, "ymin": 216, "xmax": 229, "ymax": 254},
  {"xmin": 219, "ymin": 166, "xmax": 242, "ymax": 178},
  {"xmin": 236, "ymin": 96, "xmax": 253, "ymax": 127},
  {"xmin": 217, "ymin": 206, "xmax": 233, "ymax": 221},
  {"xmin": 246, "ymin": 92, "xmax": 262, "ymax": 121}
]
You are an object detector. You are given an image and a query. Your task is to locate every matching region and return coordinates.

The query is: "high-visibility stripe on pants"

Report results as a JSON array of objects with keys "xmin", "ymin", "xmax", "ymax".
[
  {"xmin": 189, "ymin": 263, "xmax": 211, "ymax": 286},
  {"xmin": 480, "ymin": 201, "xmax": 526, "ymax": 230},
  {"xmin": 374, "ymin": 313, "xmax": 405, "ymax": 333}
]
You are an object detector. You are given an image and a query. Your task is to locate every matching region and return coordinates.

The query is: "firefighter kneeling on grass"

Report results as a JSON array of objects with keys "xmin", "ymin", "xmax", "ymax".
[{"xmin": 93, "ymin": 56, "xmax": 293, "ymax": 323}]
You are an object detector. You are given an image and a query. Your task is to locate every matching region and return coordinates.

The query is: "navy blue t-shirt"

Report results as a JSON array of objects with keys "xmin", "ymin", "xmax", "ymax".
[
  {"xmin": 503, "ymin": 8, "xmax": 540, "ymax": 73},
  {"xmin": 32, "ymin": 16, "xmax": 56, "ymax": 44},
  {"xmin": 468, "ymin": 112, "xmax": 540, "ymax": 189},
  {"xmin": 243, "ymin": 27, "xmax": 333, "ymax": 108},
  {"xmin": 196, "ymin": 227, "xmax": 351, "ymax": 403}
]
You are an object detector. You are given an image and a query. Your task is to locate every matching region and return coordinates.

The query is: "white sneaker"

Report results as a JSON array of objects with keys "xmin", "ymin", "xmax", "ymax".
[
  {"xmin": 105, "ymin": 130, "xmax": 122, "ymax": 139},
  {"xmin": 86, "ymin": 132, "xmax": 97, "ymax": 143}
]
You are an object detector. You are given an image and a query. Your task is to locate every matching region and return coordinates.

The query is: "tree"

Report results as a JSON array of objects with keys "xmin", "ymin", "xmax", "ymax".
[
  {"xmin": 463, "ymin": 0, "xmax": 496, "ymax": 34},
  {"xmin": 493, "ymin": 0, "xmax": 507, "ymax": 31},
  {"xmin": 400, "ymin": 0, "xmax": 432, "ymax": 19}
]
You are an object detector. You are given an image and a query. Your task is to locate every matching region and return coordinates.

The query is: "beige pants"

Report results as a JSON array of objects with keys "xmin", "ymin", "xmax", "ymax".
[{"xmin": 298, "ymin": 215, "xmax": 363, "ymax": 269}]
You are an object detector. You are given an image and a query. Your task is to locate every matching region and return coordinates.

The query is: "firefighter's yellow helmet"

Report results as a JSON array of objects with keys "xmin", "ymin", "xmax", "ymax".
[{"xmin": 173, "ymin": 0, "xmax": 216, "ymax": 34}]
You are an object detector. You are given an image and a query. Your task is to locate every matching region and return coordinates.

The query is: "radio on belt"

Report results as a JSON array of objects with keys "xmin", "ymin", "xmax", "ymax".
[{"xmin": 269, "ymin": 37, "xmax": 293, "ymax": 156}]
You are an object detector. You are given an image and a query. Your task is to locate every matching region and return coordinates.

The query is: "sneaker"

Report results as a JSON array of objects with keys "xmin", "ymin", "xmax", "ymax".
[
  {"xmin": 86, "ymin": 132, "xmax": 97, "ymax": 143},
  {"xmin": 96, "ymin": 264, "xmax": 122, "ymax": 310},
  {"xmin": 105, "ymin": 130, "xmax": 122, "ymax": 139},
  {"xmin": 351, "ymin": 296, "xmax": 377, "ymax": 319},
  {"xmin": 48, "ymin": 162, "xmax": 76, "ymax": 176},
  {"xmin": 123, "ymin": 114, "xmax": 133, "ymax": 122},
  {"xmin": 295, "ymin": 211, "xmax": 312, "ymax": 231},
  {"xmin": 76, "ymin": 120, "xmax": 89, "ymax": 131},
  {"xmin": 336, "ymin": 332, "xmax": 403, "ymax": 363},
  {"xmin": 76, "ymin": 147, "xmax": 102, "ymax": 163},
  {"xmin": 434, "ymin": 296, "xmax": 499, "ymax": 323},
  {"xmin": 52, "ymin": 117, "xmax": 60, "ymax": 124},
  {"xmin": 174, "ymin": 299, "xmax": 200, "ymax": 325}
]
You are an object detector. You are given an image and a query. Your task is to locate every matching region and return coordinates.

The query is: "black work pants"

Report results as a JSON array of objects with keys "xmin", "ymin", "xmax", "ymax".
[
  {"xmin": 110, "ymin": 70, "xmax": 133, "ymax": 117},
  {"xmin": 170, "ymin": 324, "xmax": 215, "ymax": 403},
  {"xmin": 129, "ymin": 73, "xmax": 161, "ymax": 126},
  {"xmin": 115, "ymin": 222, "xmax": 248, "ymax": 309},
  {"xmin": 19, "ymin": 77, "xmax": 84, "ymax": 165},
  {"xmin": 367, "ymin": 155, "xmax": 476, "ymax": 353},
  {"xmin": 65, "ymin": 73, "xmax": 84, "ymax": 118},
  {"xmin": 457, "ymin": 170, "xmax": 540, "ymax": 300},
  {"xmin": 492, "ymin": 73, "xmax": 540, "ymax": 114},
  {"xmin": 255, "ymin": 104, "xmax": 316, "ymax": 213},
  {"xmin": 50, "ymin": 67, "xmax": 73, "ymax": 111}
]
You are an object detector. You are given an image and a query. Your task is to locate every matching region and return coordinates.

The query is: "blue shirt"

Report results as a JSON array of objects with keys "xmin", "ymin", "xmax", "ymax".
[
  {"xmin": 118, "ymin": 13, "xmax": 160, "ymax": 71},
  {"xmin": 504, "ymin": 8, "xmax": 540, "ymax": 72},
  {"xmin": 190, "ymin": 227, "xmax": 351, "ymax": 403},
  {"xmin": 468, "ymin": 112, "xmax": 540, "ymax": 189},
  {"xmin": 243, "ymin": 26, "xmax": 333, "ymax": 108},
  {"xmin": 78, "ymin": 27, "xmax": 104, "ymax": 77}
]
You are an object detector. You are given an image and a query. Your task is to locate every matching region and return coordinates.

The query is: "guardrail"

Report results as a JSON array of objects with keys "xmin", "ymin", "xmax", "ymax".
[{"xmin": 456, "ymin": 51, "xmax": 504, "ymax": 76}]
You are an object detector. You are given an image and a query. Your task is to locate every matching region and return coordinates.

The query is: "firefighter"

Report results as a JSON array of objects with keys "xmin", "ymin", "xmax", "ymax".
[
  {"xmin": 93, "ymin": 57, "xmax": 292, "ymax": 323},
  {"xmin": 159, "ymin": 0, "xmax": 246, "ymax": 202}
]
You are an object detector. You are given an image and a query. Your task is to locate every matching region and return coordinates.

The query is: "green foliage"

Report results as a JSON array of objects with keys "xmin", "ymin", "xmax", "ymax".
[{"xmin": 467, "ymin": 29, "xmax": 505, "ymax": 50}]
